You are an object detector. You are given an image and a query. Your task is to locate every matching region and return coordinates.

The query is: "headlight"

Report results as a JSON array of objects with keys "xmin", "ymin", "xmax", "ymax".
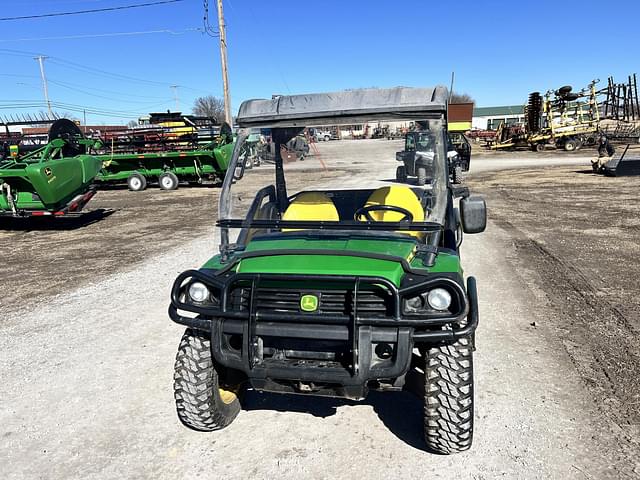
[
  {"xmin": 403, "ymin": 287, "xmax": 453, "ymax": 314},
  {"xmin": 427, "ymin": 288, "xmax": 452, "ymax": 311},
  {"xmin": 188, "ymin": 282, "xmax": 210, "ymax": 303}
]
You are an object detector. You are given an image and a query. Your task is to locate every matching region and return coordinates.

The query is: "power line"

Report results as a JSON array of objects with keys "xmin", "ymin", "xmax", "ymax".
[
  {"xmin": 202, "ymin": 0, "xmax": 219, "ymax": 37},
  {"xmin": 47, "ymin": 57, "xmax": 190, "ymax": 88},
  {"xmin": 0, "ymin": 0, "xmax": 185, "ymax": 22},
  {"xmin": 45, "ymin": 78, "xmax": 168, "ymax": 100},
  {"xmin": 0, "ymin": 99, "xmax": 164, "ymax": 115},
  {"xmin": 0, "ymin": 100, "xmax": 174, "ymax": 119},
  {"xmin": 47, "ymin": 79, "xmax": 170, "ymax": 105},
  {"xmin": 0, "ymin": 27, "xmax": 200, "ymax": 43},
  {"xmin": 51, "ymin": 100, "xmax": 173, "ymax": 116},
  {"xmin": 1, "ymin": 72, "xmax": 177, "ymax": 101},
  {"xmin": 0, "ymin": 73, "xmax": 39, "ymax": 79},
  {"xmin": 49, "ymin": 56, "xmax": 211, "ymax": 94},
  {"xmin": 0, "ymin": 47, "xmax": 211, "ymax": 94},
  {"xmin": 0, "ymin": 48, "xmax": 39, "ymax": 58}
]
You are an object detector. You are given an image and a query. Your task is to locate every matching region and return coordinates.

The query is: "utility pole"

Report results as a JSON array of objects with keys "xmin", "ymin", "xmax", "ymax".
[
  {"xmin": 449, "ymin": 71, "xmax": 455, "ymax": 103},
  {"xmin": 216, "ymin": 0, "xmax": 232, "ymax": 124},
  {"xmin": 170, "ymin": 85, "xmax": 180, "ymax": 112},
  {"xmin": 34, "ymin": 55, "xmax": 53, "ymax": 117}
]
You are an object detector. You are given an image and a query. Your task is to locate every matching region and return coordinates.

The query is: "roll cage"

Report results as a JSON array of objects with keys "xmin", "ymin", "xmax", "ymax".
[{"xmin": 218, "ymin": 86, "xmax": 452, "ymax": 262}]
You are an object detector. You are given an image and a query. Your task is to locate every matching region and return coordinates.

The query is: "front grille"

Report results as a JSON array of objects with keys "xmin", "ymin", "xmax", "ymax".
[
  {"xmin": 229, "ymin": 285, "xmax": 250, "ymax": 311},
  {"xmin": 228, "ymin": 283, "xmax": 393, "ymax": 318}
]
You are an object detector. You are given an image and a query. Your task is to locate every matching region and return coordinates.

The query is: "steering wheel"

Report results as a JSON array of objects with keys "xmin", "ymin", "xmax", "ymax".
[{"xmin": 354, "ymin": 204, "xmax": 414, "ymax": 222}]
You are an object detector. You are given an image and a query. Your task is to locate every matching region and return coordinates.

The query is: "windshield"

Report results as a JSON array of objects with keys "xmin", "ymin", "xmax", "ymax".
[
  {"xmin": 415, "ymin": 132, "xmax": 436, "ymax": 152},
  {"xmin": 219, "ymin": 117, "xmax": 448, "ymax": 253}
]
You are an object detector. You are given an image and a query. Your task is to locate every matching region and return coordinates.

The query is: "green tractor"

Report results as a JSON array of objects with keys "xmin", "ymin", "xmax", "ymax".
[
  {"xmin": 168, "ymin": 87, "xmax": 486, "ymax": 454},
  {"xmin": 0, "ymin": 119, "xmax": 102, "ymax": 217}
]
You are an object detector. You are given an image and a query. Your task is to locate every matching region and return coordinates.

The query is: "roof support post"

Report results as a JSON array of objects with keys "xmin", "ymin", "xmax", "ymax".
[{"xmin": 271, "ymin": 127, "xmax": 303, "ymax": 213}]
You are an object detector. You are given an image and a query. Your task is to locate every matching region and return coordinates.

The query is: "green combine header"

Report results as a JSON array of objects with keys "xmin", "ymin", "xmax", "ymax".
[
  {"xmin": 96, "ymin": 140, "xmax": 233, "ymax": 191},
  {"xmin": 94, "ymin": 115, "xmax": 235, "ymax": 191},
  {"xmin": 0, "ymin": 119, "xmax": 102, "ymax": 217}
]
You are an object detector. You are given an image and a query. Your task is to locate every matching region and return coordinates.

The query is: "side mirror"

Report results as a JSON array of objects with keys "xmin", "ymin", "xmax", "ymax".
[
  {"xmin": 233, "ymin": 145, "xmax": 250, "ymax": 180},
  {"xmin": 460, "ymin": 195, "xmax": 487, "ymax": 233},
  {"xmin": 233, "ymin": 160, "xmax": 246, "ymax": 180}
]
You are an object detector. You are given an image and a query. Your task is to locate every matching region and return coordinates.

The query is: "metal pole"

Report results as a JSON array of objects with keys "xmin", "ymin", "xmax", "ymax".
[
  {"xmin": 34, "ymin": 55, "xmax": 53, "ymax": 117},
  {"xmin": 633, "ymin": 73, "xmax": 640, "ymax": 118},
  {"xmin": 630, "ymin": 75, "xmax": 636, "ymax": 121},
  {"xmin": 448, "ymin": 71, "xmax": 455, "ymax": 103},
  {"xmin": 83, "ymin": 109, "xmax": 87, "ymax": 133},
  {"xmin": 170, "ymin": 85, "xmax": 180, "ymax": 112},
  {"xmin": 604, "ymin": 77, "xmax": 611, "ymax": 118},
  {"xmin": 216, "ymin": 0, "xmax": 232, "ymax": 124}
]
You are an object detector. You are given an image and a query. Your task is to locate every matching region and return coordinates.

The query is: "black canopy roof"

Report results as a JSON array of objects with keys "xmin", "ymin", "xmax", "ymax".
[{"xmin": 236, "ymin": 86, "xmax": 448, "ymax": 128}]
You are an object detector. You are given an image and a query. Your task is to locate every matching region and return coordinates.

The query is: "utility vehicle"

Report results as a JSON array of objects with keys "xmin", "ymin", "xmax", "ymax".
[
  {"xmin": 396, "ymin": 130, "xmax": 470, "ymax": 185},
  {"xmin": 168, "ymin": 86, "xmax": 486, "ymax": 454},
  {"xmin": 448, "ymin": 131, "xmax": 471, "ymax": 182}
]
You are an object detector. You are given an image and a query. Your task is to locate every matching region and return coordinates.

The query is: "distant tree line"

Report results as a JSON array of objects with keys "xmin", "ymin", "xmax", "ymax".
[
  {"xmin": 449, "ymin": 92, "xmax": 475, "ymax": 104},
  {"xmin": 192, "ymin": 96, "xmax": 225, "ymax": 121}
]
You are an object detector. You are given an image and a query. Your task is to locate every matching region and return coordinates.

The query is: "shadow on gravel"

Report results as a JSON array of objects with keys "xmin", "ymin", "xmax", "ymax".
[
  {"xmin": 242, "ymin": 390, "xmax": 354, "ymax": 418},
  {"xmin": 242, "ymin": 379, "xmax": 428, "ymax": 451},
  {"xmin": 368, "ymin": 390, "xmax": 426, "ymax": 450},
  {"xmin": 0, "ymin": 208, "xmax": 116, "ymax": 231},
  {"xmin": 96, "ymin": 183, "xmax": 222, "ymax": 191}
]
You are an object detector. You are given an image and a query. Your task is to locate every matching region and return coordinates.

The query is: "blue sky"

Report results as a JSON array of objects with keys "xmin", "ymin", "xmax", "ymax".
[{"xmin": 0, "ymin": 0, "xmax": 638, "ymax": 124}]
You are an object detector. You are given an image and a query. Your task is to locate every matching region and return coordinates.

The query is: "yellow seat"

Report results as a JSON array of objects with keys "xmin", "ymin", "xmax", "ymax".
[
  {"xmin": 360, "ymin": 186, "xmax": 425, "ymax": 238},
  {"xmin": 282, "ymin": 192, "xmax": 339, "ymax": 230}
]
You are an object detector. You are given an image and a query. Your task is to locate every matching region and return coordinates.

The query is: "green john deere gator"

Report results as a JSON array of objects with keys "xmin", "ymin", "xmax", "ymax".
[
  {"xmin": 168, "ymin": 86, "xmax": 487, "ymax": 454},
  {"xmin": 0, "ymin": 119, "xmax": 102, "ymax": 217}
]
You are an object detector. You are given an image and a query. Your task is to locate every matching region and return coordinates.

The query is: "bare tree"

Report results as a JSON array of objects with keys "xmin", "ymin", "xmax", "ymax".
[
  {"xmin": 127, "ymin": 120, "xmax": 138, "ymax": 128},
  {"xmin": 449, "ymin": 92, "xmax": 475, "ymax": 104},
  {"xmin": 193, "ymin": 95, "xmax": 225, "ymax": 121}
]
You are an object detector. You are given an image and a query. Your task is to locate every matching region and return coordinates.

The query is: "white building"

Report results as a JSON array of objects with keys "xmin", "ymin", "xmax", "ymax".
[{"xmin": 472, "ymin": 105, "xmax": 525, "ymax": 130}]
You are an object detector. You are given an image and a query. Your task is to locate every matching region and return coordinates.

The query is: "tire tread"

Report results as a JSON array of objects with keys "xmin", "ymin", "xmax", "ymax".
[
  {"xmin": 423, "ymin": 337, "xmax": 474, "ymax": 454},
  {"xmin": 173, "ymin": 329, "xmax": 239, "ymax": 431}
]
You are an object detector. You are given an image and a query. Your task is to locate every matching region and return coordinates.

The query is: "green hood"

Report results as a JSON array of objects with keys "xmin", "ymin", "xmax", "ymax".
[
  {"xmin": 202, "ymin": 236, "xmax": 462, "ymax": 287},
  {"xmin": 235, "ymin": 237, "xmax": 417, "ymax": 286}
]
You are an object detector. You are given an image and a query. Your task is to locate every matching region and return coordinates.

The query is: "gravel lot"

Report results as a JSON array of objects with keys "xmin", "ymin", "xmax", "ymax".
[
  {"xmin": 1, "ymin": 140, "xmax": 638, "ymax": 479},
  {"xmin": 469, "ymin": 166, "xmax": 640, "ymax": 442}
]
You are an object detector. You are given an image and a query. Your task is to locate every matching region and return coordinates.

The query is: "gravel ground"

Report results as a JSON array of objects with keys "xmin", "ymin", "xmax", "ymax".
[
  {"xmin": 468, "ymin": 166, "xmax": 640, "ymax": 445},
  {"xmin": 1, "ymin": 140, "xmax": 638, "ymax": 479}
]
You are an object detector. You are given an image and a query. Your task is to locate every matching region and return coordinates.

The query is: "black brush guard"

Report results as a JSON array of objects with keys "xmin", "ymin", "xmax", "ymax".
[{"xmin": 169, "ymin": 272, "xmax": 478, "ymax": 399}]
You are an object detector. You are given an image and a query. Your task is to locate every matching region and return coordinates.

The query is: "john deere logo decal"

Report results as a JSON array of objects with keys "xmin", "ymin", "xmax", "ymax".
[
  {"xmin": 44, "ymin": 167, "xmax": 53, "ymax": 177},
  {"xmin": 300, "ymin": 294, "xmax": 319, "ymax": 312}
]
